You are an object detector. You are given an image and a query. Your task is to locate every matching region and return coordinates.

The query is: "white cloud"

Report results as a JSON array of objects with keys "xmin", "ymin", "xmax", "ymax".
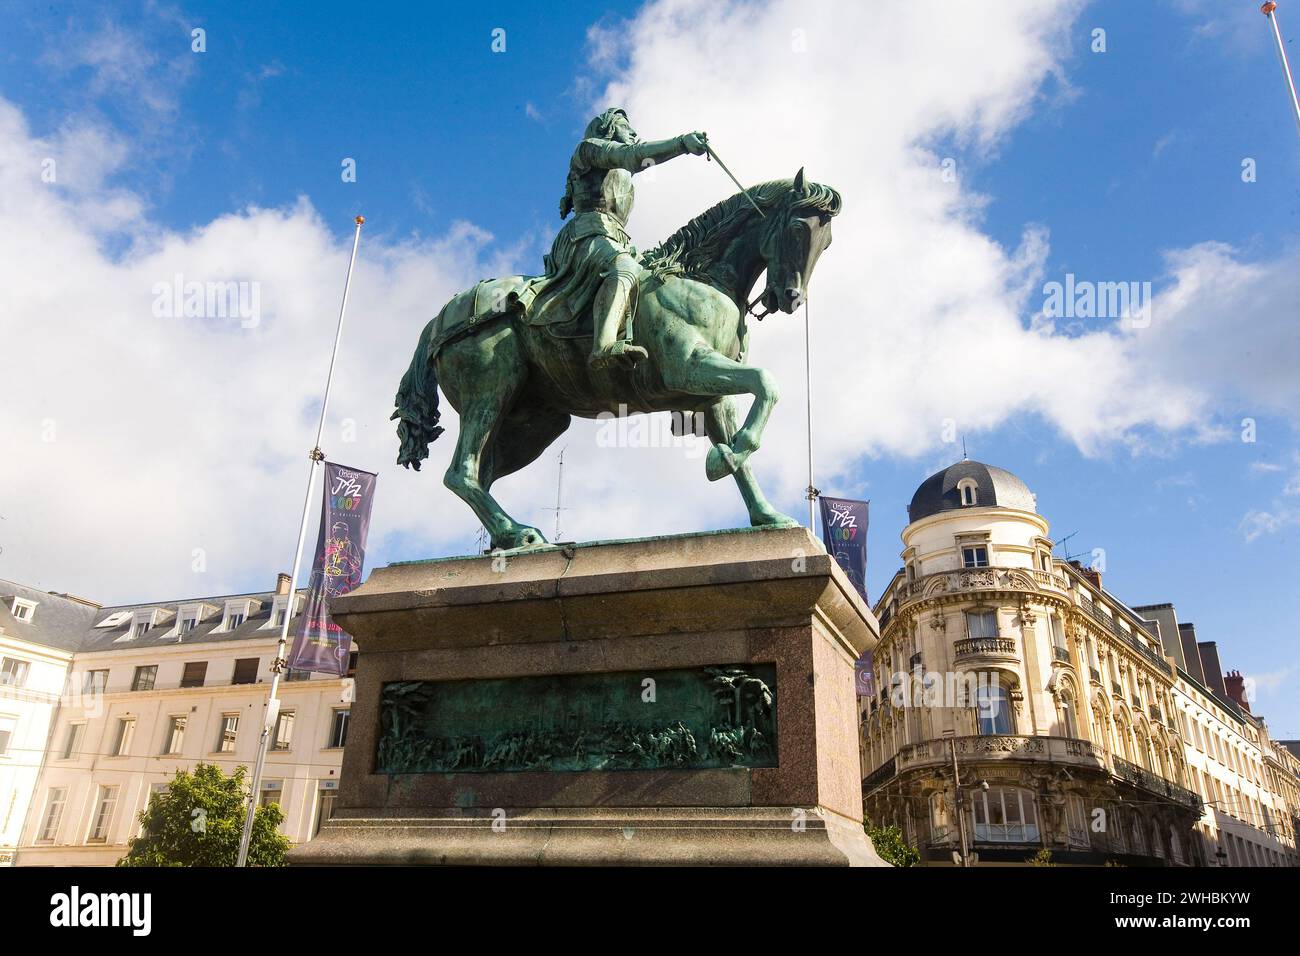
[{"xmin": 4, "ymin": 0, "xmax": 1300, "ymax": 603}]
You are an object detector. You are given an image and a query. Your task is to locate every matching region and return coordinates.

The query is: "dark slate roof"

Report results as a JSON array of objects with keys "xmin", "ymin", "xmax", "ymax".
[
  {"xmin": 0, "ymin": 579, "xmax": 101, "ymax": 652},
  {"xmin": 77, "ymin": 590, "xmax": 308, "ymax": 653},
  {"xmin": 907, "ymin": 460, "xmax": 1037, "ymax": 522},
  {"xmin": 1, "ymin": 578, "xmax": 310, "ymax": 655}
]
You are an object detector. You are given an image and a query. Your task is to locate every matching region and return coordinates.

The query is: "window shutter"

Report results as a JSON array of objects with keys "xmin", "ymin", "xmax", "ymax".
[
  {"xmin": 232, "ymin": 658, "xmax": 259, "ymax": 685},
  {"xmin": 180, "ymin": 661, "xmax": 208, "ymax": 688}
]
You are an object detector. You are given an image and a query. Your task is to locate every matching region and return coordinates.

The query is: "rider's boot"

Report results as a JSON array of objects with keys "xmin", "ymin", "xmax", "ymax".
[{"xmin": 589, "ymin": 272, "xmax": 648, "ymax": 370}]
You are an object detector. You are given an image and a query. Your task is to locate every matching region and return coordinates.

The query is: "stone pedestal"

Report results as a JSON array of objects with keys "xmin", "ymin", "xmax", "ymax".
[{"xmin": 289, "ymin": 526, "xmax": 887, "ymax": 866}]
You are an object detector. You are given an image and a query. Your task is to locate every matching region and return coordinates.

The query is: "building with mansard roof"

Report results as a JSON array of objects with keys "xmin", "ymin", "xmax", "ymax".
[{"xmin": 0, "ymin": 574, "xmax": 354, "ymax": 866}]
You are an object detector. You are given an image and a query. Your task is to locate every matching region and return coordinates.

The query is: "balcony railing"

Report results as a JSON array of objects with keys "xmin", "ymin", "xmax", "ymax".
[
  {"xmin": 1111, "ymin": 681, "xmax": 1123, "ymax": 699},
  {"xmin": 895, "ymin": 566, "xmax": 1070, "ymax": 605},
  {"xmin": 1078, "ymin": 597, "xmax": 1172, "ymax": 676},
  {"xmin": 953, "ymin": 637, "xmax": 1017, "ymax": 660},
  {"xmin": 1089, "ymin": 667, "xmax": 1102, "ymax": 684},
  {"xmin": 1148, "ymin": 704, "xmax": 1162, "ymax": 721},
  {"xmin": 1052, "ymin": 645, "xmax": 1071, "ymax": 664},
  {"xmin": 862, "ymin": 756, "xmax": 897, "ymax": 794},
  {"xmin": 1112, "ymin": 756, "xmax": 1201, "ymax": 810},
  {"xmin": 896, "ymin": 735, "xmax": 1108, "ymax": 774}
]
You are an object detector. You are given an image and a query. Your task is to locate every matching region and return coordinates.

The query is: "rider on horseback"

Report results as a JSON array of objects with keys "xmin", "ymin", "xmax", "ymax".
[{"xmin": 547, "ymin": 108, "xmax": 709, "ymax": 370}]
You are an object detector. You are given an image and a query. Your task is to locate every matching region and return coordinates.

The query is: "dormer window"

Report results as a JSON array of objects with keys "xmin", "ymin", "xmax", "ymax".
[
  {"xmin": 219, "ymin": 598, "xmax": 257, "ymax": 632},
  {"xmin": 261, "ymin": 594, "xmax": 303, "ymax": 630},
  {"xmin": 11, "ymin": 598, "xmax": 36, "ymax": 622},
  {"xmin": 128, "ymin": 609, "xmax": 160, "ymax": 640},
  {"xmin": 957, "ymin": 479, "xmax": 978, "ymax": 506}
]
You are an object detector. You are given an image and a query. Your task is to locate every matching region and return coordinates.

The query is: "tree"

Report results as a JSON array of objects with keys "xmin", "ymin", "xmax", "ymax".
[
  {"xmin": 864, "ymin": 819, "xmax": 920, "ymax": 867},
  {"xmin": 117, "ymin": 763, "xmax": 289, "ymax": 867},
  {"xmin": 1027, "ymin": 847, "xmax": 1056, "ymax": 866}
]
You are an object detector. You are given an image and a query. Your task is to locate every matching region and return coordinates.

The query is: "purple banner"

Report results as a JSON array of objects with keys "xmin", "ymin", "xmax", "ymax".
[
  {"xmin": 288, "ymin": 462, "xmax": 377, "ymax": 676},
  {"xmin": 820, "ymin": 495, "xmax": 872, "ymax": 697},
  {"xmin": 819, "ymin": 495, "xmax": 869, "ymax": 604}
]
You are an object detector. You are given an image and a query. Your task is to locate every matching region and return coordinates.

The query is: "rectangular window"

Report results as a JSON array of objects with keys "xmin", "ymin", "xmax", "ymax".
[
  {"xmin": 217, "ymin": 714, "xmax": 239, "ymax": 753},
  {"xmin": 82, "ymin": 670, "xmax": 109, "ymax": 695},
  {"xmin": 961, "ymin": 546, "xmax": 989, "ymax": 568},
  {"xmin": 131, "ymin": 665, "xmax": 158, "ymax": 691},
  {"xmin": 112, "ymin": 717, "xmax": 135, "ymax": 756},
  {"xmin": 180, "ymin": 661, "xmax": 208, "ymax": 688},
  {"xmin": 259, "ymin": 782, "xmax": 283, "ymax": 809},
  {"xmin": 347, "ymin": 650, "xmax": 359, "ymax": 678},
  {"xmin": 87, "ymin": 785, "xmax": 118, "ymax": 843},
  {"xmin": 131, "ymin": 618, "xmax": 152, "ymax": 639},
  {"xmin": 966, "ymin": 609, "xmax": 999, "ymax": 639},
  {"xmin": 231, "ymin": 658, "xmax": 259, "ymax": 685},
  {"xmin": 60, "ymin": 723, "xmax": 84, "ymax": 759},
  {"xmin": 12, "ymin": 599, "xmax": 35, "ymax": 621},
  {"xmin": 0, "ymin": 657, "xmax": 29, "ymax": 688},
  {"xmin": 38, "ymin": 787, "xmax": 68, "ymax": 842},
  {"xmin": 971, "ymin": 787, "xmax": 1039, "ymax": 843},
  {"xmin": 328, "ymin": 710, "xmax": 350, "ymax": 749},
  {"xmin": 0, "ymin": 716, "xmax": 15, "ymax": 756},
  {"xmin": 226, "ymin": 612, "xmax": 246, "ymax": 630},
  {"xmin": 180, "ymin": 616, "xmax": 198, "ymax": 633},
  {"xmin": 163, "ymin": 715, "xmax": 186, "ymax": 755},
  {"xmin": 284, "ymin": 668, "xmax": 311, "ymax": 682},
  {"xmin": 272, "ymin": 711, "xmax": 295, "ymax": 751}
]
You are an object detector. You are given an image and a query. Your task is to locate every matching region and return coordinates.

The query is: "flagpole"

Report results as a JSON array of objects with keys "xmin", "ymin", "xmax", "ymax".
[
  {"xmin": 803, "ymin": 296, "xmax": 818, "ymax": 536},
  {"xmin": 236, "ymin": 215, "xmax": 365, "ymax": 868},
  {"xmin": 1262, "ymin": 2, "xmax": 1300, "ymax": 135}
]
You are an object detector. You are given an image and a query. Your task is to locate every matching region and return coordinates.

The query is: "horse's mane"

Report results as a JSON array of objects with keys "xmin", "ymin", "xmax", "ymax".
[{"xmin": 642, "ymin": 178, "xmax": 842, "ymax": 277}]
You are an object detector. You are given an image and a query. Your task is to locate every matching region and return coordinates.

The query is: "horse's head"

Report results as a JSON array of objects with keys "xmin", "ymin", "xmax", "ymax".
[{"xmin": 757, "ymin": 169, "xmax": 841, "ymax": 314}]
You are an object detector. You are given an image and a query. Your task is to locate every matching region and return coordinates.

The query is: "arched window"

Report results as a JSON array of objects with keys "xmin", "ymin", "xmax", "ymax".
[
  {"xmin": 1059, "ymin": 688, "xmax": 1079, "ymax": 738},
  {"xmin": 970, "ymin": 787, "xmax": 1038, "ymax": 843},
  {"xmin": 958, "ymin": 479, "xmax": 978, "ymax": 506},
  {"xmin": 976, "ymin": 678, "xmax": 1015, "ymax": 735},
  {"xmin": 929, "ymin": 792, "xmax": 951, "ymax": 842}
]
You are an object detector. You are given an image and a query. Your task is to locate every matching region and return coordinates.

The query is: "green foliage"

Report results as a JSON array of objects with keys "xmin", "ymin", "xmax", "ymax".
[
  {"xmin": 864, "ymin": 819, "xmax": 920, "ymax": 867},
  {"xmin": 1028, "ymin": 847, "xmax": 1056, "ymax": 867},
  {"xmin": 116, "ymin": 763, "xmax": 289, "ymax": 867}
]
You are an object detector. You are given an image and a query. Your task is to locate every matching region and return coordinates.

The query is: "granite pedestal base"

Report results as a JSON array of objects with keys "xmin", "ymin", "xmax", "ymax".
[{"xmin": 288, "ymin": 526, "xmax": 887, "ymax": 866}]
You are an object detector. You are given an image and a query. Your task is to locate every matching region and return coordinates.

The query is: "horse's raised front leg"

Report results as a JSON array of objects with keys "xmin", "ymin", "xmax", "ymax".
[
  {"xmin": 702, "ymin": 398, "xmax": 797, "ymax": 528},
  {"xmin": 660, "ymin": 346, "xmax": 778, "ymax": 480}
]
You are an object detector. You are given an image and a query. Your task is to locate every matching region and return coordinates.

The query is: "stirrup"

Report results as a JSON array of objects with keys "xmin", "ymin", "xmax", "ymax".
[{"xmin": 589, "ymin": 341, "xmax": 648, "ymax": 369}]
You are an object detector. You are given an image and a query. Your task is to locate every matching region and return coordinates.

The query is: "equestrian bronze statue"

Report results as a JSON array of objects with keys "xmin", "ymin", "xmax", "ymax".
[{"xmin": 393, "ymin": 108, "xmax": 842, "ymax": 550}]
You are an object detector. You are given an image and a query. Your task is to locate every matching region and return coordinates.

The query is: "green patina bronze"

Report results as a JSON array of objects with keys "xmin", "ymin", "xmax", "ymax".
[
  {"xmin": 376, "ymin": 664, "xmax": 777, "ymax": 774},
  {"xmin": 393, "ymin": 108, "xmax": 842, "ymax": 550}
]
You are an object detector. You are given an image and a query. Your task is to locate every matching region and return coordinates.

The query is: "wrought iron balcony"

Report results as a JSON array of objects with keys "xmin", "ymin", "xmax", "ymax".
[
  {"xmin": 1052, "ymin": 645, "xmax": 1071, "ymax": 664},
  {"xmin": 1112, "ymin": 756, "xmax": 1201, "ymax": 810},
  {"xmin": 1111, "ymin": 681, "xmax": 1124, "ymax": 699},
  {"xmin": 862, "ymin": 756, "xmax": 897, "ymax": 795},
  {"xmin": 1078, "ymin": 596, "xmax": 1172, "ymax": 676},
  {"xmin": 953, "ymin": 637, "xmax": 1017, "ymax": 661},
  {"xmin": 1089, "ymin": 667, "xmax": 1102, "ymax": 684}
]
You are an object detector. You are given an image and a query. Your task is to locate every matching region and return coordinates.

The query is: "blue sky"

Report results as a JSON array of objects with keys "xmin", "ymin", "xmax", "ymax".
[{"xmin": 1, "ymin": 1, "xmax": 1298, "ymax": 734}]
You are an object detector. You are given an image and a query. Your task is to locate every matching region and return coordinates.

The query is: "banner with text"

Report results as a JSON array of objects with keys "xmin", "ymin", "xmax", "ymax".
[
  {"xmin": 819, "ymin": 495, "xmax": 872, "ymax": 696},
  {"xmin": 288, "ymin": 462, "xmax": 377, "ymax": 676}
]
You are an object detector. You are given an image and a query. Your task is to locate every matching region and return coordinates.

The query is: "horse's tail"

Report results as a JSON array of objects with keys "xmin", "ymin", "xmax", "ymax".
[{"xmin": 392, "ymin": 316, "xmax": 445, "ymax": 471}]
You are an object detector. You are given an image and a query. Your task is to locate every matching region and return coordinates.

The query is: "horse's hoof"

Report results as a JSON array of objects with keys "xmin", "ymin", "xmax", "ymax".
[
  {"xmin": 706, "ymin": 444, "xmax": 738, "ymax": 481},
  {"xmin": 752, "ymin": 512, "xmax": 799, "ymax": 529},
  {"xmin": 491, "ymin": 527, "xmax": 549, "ymax": 551}
]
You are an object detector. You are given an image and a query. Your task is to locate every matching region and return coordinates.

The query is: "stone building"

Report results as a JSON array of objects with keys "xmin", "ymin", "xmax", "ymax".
[
  {"xmin": 0, "ymin": 582, "xmax": 100, "ymax": 864},
  {"xmin": 1136, "ymin": 601, "xmax": 1300, "ymax": 867},
  {"xmin": 862, "ymin": 461, "xmax": 1203, "ymax": 865},
  {"xmin": 2, "ymin": 574, "xmax": 352, "ymax": 865}
]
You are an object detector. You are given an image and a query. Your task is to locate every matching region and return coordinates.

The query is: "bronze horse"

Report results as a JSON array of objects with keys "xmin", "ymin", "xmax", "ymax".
[{"xmin": 394, "ymin": 170, "xmax": 841, "ymax": 550}]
